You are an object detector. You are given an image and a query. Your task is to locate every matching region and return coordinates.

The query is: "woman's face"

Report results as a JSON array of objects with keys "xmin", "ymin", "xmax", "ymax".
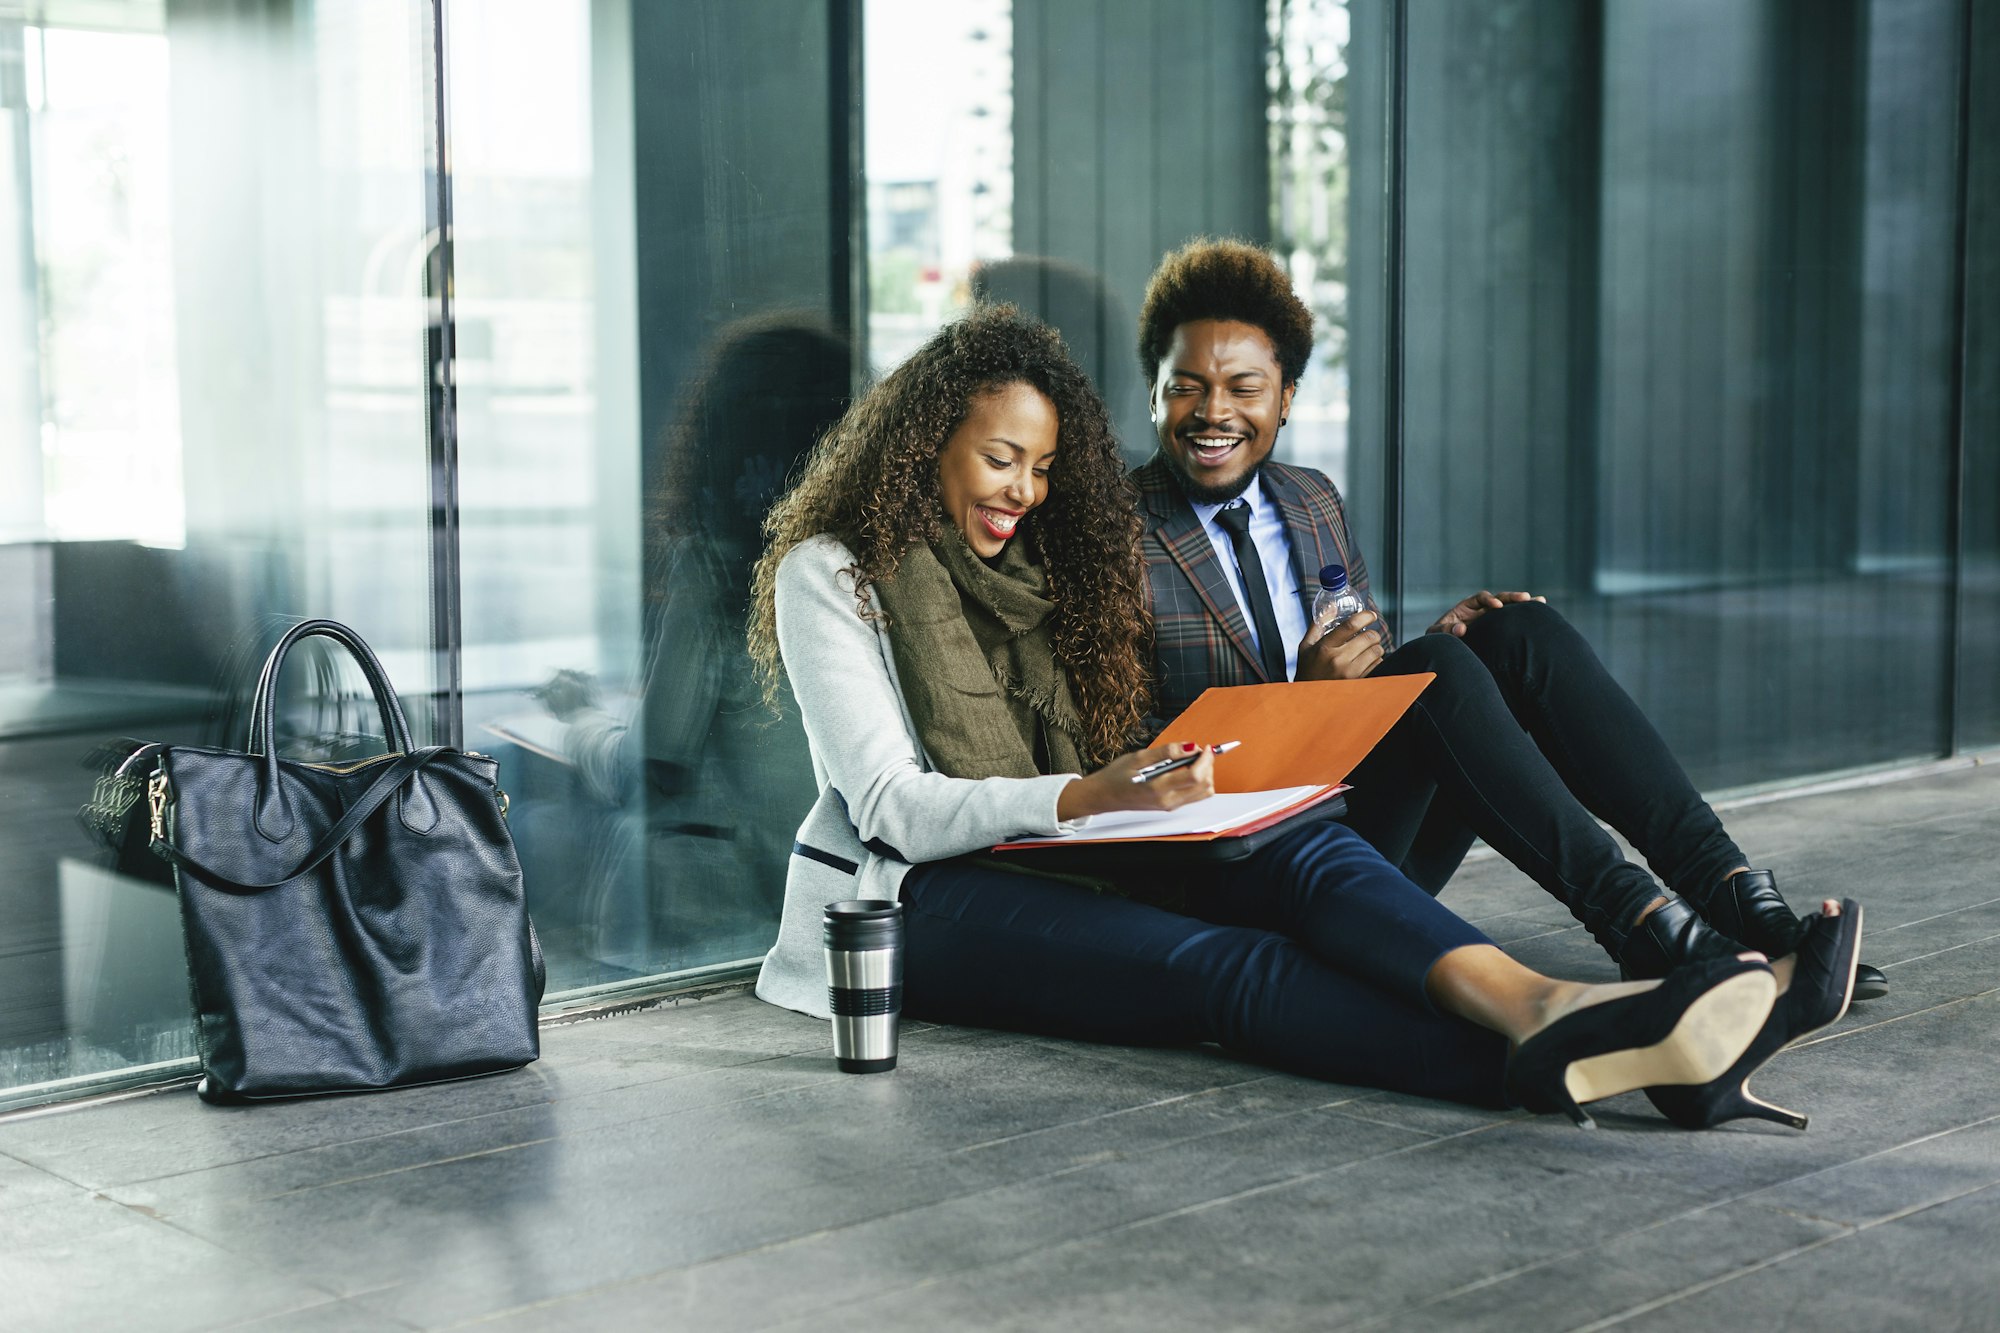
[{"xmin": 936, "ymin": 382, "xmax": 1060, "ymax": 558}]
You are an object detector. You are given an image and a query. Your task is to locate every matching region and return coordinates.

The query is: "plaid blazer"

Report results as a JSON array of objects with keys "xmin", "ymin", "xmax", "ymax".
[{"xmin": 1134, "ymin": 454, "xmax": 1390, "ymax": 731}]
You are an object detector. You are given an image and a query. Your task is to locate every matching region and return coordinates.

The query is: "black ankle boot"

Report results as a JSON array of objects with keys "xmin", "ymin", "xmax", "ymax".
[
  {"xmin": 1710, "ymin": 870, "xmax": 1887, "ymax": 1002},
  {"xmin": 1616, "ymin": 894, "xmax": 1746, "ymax": 981},
  {"xmin": 1704, "ymin": 870, "xmax": 1806, "ymax": 956}
]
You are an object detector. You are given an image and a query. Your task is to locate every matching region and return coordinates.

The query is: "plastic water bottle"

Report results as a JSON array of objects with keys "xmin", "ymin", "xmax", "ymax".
[{"xmin": 1311, "ymin": 564, "xmax": 1366, "ymax": 632}]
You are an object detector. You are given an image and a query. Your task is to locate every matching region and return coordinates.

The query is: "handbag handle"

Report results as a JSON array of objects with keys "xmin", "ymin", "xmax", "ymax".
[
  {"xmin": 248, "ymin": 619, "xmax": 417, "ymax": 757},
  {"xmin": 245, "ymin": 619, "xmax": 425, "ymax": 841},
  {"xmin": 155, "ymin": 747, "xmax": 446, "ymax": 892}
]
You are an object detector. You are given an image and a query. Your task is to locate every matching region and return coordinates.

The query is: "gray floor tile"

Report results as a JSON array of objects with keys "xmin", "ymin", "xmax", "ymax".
[
  {"xmin": 223, "ymin": 1298, "xmax": 423, "ymax": 1332},
  {"xmin": 1751, "ymin": 1107, "xmax": 2000, "ymax": 1227},
  {"xmin": 0, "ymin": 1149, "xmax": 81, "ymax": 1215},
  {"xmin": 1, "ymin": 765, "xmax": 1995, "ymax": 1331},
  {"xmin": 168, "ymin": 1048, "xmax": 1405, "ymax": 1325},
  {"xmin": 1606, "ymin": 1179, "xmax": 2000, "ymax": 1332},
  {"xmin": 1349, "ymin": 1199, "xmax": 1845, "ymax": 1333},
  {"xmin": 3, "ymin": 1212, "xmax": 338, "ymax": 1333},
  {"xmin": 448, "ymin": 1102, "xmax": 1427, "ymax": 1332}
]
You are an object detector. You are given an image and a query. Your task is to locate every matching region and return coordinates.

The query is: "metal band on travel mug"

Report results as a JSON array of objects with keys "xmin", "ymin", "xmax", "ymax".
[{"xmin": 823, "ymin": 900, "xmax": 904, "ymax": 1074}]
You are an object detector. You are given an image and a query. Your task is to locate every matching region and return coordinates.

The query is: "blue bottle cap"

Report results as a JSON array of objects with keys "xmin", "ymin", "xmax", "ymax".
[{"xmin": 1318, "ymin": 564, "xmax": 1349, "ymax": 590}]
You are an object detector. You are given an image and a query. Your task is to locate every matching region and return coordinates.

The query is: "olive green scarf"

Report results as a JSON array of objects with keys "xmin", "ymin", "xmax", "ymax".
[{"xmin": 875, "ymin": 531, "xmax": 1088, "ymax": 780}]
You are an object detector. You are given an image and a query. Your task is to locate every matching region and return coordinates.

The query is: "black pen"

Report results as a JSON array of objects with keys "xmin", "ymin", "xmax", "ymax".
[{"xmin": 1131, "ymin": 741, "xmax": 1241, "ymax": 784}]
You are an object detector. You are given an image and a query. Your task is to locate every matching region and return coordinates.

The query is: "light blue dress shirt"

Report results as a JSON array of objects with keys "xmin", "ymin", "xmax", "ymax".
[{"xmin": 1192, "ymin": 473, "xmax": 1311, "ymax": 681}]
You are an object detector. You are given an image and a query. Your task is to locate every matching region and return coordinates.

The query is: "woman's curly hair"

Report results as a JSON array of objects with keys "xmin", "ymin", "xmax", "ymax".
[
  {"xmin": 748, "ymin": 304, "xmax": 1150, "ymax": 765},
  {"xmin": 1137, "ymin": 238, "xmax": 1315, "ymax": 386}
]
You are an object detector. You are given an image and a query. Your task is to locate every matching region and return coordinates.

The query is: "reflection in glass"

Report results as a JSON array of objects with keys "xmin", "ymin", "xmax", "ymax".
[
  {"xmin": 450, "ymin": 2, "xmax": 850, "ymax": 994},
  {"xmin": 7, "ymin": 24, "xmax": 183, "ymax": 547},
  {"xmin": 1269, "ymin": 0, "xmax": 1353, "ymax": 490},
  {"xmin": 1396, "ymin": 0, "xmax": 1965, "ymax": 787},
  {"xmin": 0, "ymin": 2, "xmax": 440, "ymax": 1108},
  {"xmin": 467, "ymin": 305, "xmax": 849, "ymax": 988},
  {"xmin": 552, "ymin": 317, "xmax": 849, "ymax": 977},
  {"xmin": 865, "ymin": 0, "xmax": 1013, "ymax": 373},
  {"xmin": 970, "ymin": 255, "xmax": 1143, "ymax": 463},
  {"xmin": 448, "ymin": 0, "xmax": 635, "ymax": 993}
]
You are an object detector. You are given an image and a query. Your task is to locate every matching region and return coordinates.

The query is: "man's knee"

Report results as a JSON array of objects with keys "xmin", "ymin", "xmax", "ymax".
[
  {"xmin": 1461, "ymin": 598, "xmax": 1576, "ymax": 662},
  {"xmin": 1380, "ymin": 627, "xmax": 1485, "ymax": 684},
  {"xmin": 1376, "ymin": 627, "xmax": 1517, "ymax": 733}
]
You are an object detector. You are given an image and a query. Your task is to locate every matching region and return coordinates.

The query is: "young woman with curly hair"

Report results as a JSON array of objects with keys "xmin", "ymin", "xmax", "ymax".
[{"xmin": 748, "ymin": 304, "xmax": 1786, "ymax": 1124}]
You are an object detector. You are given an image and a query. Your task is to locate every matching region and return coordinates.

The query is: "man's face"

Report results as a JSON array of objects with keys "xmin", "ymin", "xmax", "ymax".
[{"xmin": 1150, "ymin": 319, "xmax": 1296, "ymax": 505}]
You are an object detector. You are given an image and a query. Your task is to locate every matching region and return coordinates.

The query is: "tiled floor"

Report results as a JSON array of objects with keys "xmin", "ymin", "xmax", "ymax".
[{"xmin": 2, "ymin": 764, "xmax": 1996, "ymax": 1331}]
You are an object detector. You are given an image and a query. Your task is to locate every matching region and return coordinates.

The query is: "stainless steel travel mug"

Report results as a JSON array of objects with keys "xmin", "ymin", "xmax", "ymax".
[{"xmin": 823, "ymin": 899, "xmax": 903, "ymax": 1073}]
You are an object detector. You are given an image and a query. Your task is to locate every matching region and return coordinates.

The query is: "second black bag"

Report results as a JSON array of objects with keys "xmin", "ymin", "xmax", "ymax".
[{"xmin": 148, "ymin": 618, "xmax": 545, "ymax": 1103}]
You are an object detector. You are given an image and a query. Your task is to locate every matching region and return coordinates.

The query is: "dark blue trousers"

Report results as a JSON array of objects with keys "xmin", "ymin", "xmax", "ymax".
[{"xmin": 900, "ymin": 821, "xmax": 1511, "ymax": 1107}]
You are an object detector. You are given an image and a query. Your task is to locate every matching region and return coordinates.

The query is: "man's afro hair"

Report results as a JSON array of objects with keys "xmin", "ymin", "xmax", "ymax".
[{"xmin": 1137, "ymin": 238, "xmax": 1315, "ymax": 387}]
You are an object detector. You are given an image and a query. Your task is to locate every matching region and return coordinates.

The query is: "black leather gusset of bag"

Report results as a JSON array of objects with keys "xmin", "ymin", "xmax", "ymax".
[{"xmin": 147, "ymin": 618, "xmax": 545, "ymax": 1103}]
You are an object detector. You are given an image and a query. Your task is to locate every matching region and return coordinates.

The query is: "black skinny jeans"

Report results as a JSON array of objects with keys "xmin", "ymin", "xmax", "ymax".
[{"xmin": 1342, "ymin": 601, "xmax": 1747, "ymax": 956}]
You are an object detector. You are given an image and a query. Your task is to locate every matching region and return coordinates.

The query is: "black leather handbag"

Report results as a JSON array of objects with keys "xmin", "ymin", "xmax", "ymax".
[{"xmin": 147, "ymin": 618, "xmax": 545, "ymax": 1103}]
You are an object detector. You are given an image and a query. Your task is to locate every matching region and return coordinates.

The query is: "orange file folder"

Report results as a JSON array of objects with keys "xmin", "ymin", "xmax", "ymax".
[
  {"xmin": 1156, "ymin": 674, "xmax": 1435, "ymax": 792},
  {"xmin": 992, "ymin": 674, "xmax": 1433, "ymax": 853}
]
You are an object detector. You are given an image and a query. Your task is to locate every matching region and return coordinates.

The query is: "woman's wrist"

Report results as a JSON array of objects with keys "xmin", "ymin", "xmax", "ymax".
[{"xmin": 1056, "ymin": 774, "xmax": 1107, "ymax": 823}]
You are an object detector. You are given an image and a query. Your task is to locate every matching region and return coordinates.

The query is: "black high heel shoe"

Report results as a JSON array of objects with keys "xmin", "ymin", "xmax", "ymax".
[
  {"xmin": 1644, "ymin": 899, "xmax": 1864, "ymax": 1130},
  {"xmin": 1711, "ymin": 870, "xmax": 1886, "ymax": 1001},
  {"xmin": 1505, "ymin": 957, "xmax": 1777, "ymax": 1129},
  {"xmin": 1615, "ymin": 894, "xmax": 1747, "ymax": 981}
]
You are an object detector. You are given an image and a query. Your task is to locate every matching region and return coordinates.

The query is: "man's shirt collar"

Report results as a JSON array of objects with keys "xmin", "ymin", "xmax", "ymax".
[{"xmin": 1190, "ymin": 471, "xmax": 1272, "ymax": 531}]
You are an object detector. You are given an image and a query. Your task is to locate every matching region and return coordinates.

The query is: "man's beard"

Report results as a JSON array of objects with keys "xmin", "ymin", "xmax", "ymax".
[{"xmin": 1161, "ymin": 446, "xmax": 1265, "ymax": 506}]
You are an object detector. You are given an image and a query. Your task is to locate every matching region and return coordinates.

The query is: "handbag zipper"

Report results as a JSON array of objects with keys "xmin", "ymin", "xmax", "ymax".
[
  {"xmin": 300, "ymin": 749, "xmax": 490, "ymax": 775},
  {"xmin": 148, "ymin": 769, "xmax": 169, "ymax": 843},
  {"xmin": 300, "ymin": 753, "xmax": 401, "ymax": 774}
]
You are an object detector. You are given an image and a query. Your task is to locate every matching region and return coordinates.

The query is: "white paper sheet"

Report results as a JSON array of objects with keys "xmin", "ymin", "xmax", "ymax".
[{"xmin": 1000, "ymin": 785, "xmax": 1331, "ymax": 845}]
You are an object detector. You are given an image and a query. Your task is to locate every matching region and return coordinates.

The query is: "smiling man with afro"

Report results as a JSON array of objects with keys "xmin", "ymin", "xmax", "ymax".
[{"xmin": 1127, "ymin": 236, "xmax": 1885, "ymax": 1002}]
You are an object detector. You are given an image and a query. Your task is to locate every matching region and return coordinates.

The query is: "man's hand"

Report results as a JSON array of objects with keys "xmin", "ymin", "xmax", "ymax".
[
  {"xmin": 1296, "ymin": 610, "xmax": 1387, "ymax": 681},
  {"xmin": 1427, "ymin": 590, "xmax": 1544, "ymax": 638}
]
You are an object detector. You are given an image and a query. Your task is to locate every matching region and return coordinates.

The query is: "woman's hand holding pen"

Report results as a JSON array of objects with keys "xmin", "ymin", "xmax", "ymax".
[{"xmin": 1056, "ymin": 741, "xmax": 1217, "ymax": 822}]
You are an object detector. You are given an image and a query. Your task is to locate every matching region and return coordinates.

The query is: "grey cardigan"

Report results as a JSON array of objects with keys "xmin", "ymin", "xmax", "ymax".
[{"xmin": 754, "ymin": 535, "xmax": 1079, "ymax": 1019}]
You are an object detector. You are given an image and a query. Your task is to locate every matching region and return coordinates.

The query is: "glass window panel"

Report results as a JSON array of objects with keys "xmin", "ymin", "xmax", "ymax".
[
  {"xmin": 22, "ymin": 24, "xmax": 183, "ymax": 546},
  {"xmin": 0, "ymin": 1, "xmax": 441, "ymax": 1110},
  {"xmin": 448, "ymin": 0, "xmax": 650, "ymax": 993},
  {"xmin": 1397, "ymin": 0, "xmax": 1965, "ymax": 788},
  {"xmin": 1269, "ymin": 0, "xmax": 1354, "ymax": 492},
  {"xmin": 908, "ymin": 0, "xmax": 1292, "ymax": 467},
  {"xmin": 448, "ymin": 0, "xmax": 844, "ymax": 997},
  {"xmin": 1959, "ymin": 0, "xmax": 1999, "ymax": 754},
  {"xmin": 864, "ymin": 0, "xmax": 1013, "ymax": 374}
]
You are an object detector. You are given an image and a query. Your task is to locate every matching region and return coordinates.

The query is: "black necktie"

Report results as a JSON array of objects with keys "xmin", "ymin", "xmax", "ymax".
[{"xmin": 1213, "ymin": 501, "xmax": 1288, "ymax": 682}]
